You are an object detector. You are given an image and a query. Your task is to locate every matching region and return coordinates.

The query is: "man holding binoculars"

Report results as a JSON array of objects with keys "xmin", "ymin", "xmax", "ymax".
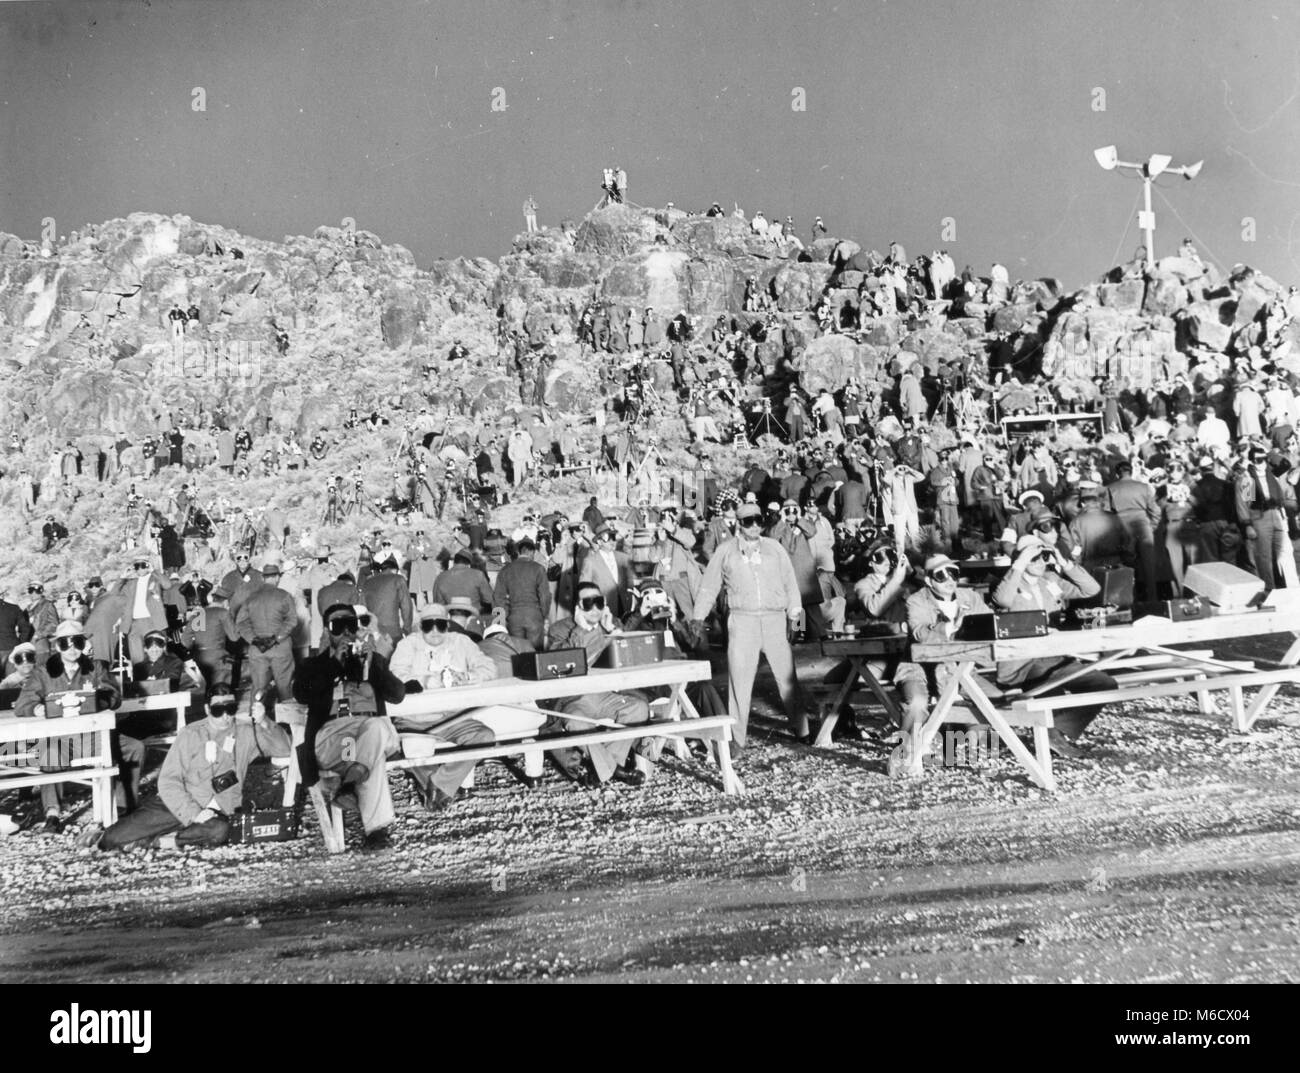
[{"xmin": 98, "ymin": 684, "xmax": 290, "ymax": 851}]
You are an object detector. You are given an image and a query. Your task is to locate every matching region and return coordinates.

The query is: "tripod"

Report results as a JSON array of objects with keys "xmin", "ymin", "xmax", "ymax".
[
  {"xmin": 749, "ymin": 400, "xmax": 787, "ymax": 443},
  {"xmin": 322, "ymin": 488, "xmax": 343, "ymax": 527}
]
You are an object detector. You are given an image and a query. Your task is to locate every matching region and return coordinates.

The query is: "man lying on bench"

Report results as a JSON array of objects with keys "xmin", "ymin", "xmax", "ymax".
[{"xmin": 992, "ymin": 535, "xmax": 1116, "ymax": 758}]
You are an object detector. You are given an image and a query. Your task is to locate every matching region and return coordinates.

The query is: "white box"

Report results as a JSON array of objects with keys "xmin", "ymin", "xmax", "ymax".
[{"xmin": 1183, "ymin": 562, "xmax": 1266, "ymax": 609}]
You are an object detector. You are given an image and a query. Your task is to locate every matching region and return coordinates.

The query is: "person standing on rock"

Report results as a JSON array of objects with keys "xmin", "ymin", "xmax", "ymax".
[{"xmin": 523, "ymin": 195, "xmax": 538, "ymax": 233}]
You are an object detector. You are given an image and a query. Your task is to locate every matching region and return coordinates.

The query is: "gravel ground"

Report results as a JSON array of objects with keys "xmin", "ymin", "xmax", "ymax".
[{"xmin": 2, "ymin": 636, "xmax": 1299, "ymax": 984}]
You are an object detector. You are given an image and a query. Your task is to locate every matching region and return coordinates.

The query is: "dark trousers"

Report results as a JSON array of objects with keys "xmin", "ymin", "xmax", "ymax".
[
  {"xmin": 978, "ymin": 498, "xmax": 1006, "ymax": 540},
  {"xmin": 999, "ymin": 657, "xmax": 1116, "ymax": 739},
  {"xmin": 506, "ymin": 609, "xmax": 545, "ymax": 648},
  {"xmin": 100, "ymin": 794, "xmax": 231, "ymax": 850}
]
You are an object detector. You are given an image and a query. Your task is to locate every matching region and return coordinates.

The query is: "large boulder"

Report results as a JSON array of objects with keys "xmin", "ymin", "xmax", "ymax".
[
  {"xmin": 1187, "ymin": 312, "xmax": 1232, "ymax": 353},
  {"xmin": 1098, "ymin": 279, "xmax": 1144, "ymax": 313},
  {"xmin": 379, "ymin": 283, "xmax": 425, "ymax": 349},
  {"xmin": 574, "ymin": 204, "xmax": 658, "ymax": 257},
  {"xmin": 772, "ymin": 262, "xmax": 833, "ymax": 311},
  {"xmin": 798, "ymin": 334, "xmax": 882, "ymax": 394}
]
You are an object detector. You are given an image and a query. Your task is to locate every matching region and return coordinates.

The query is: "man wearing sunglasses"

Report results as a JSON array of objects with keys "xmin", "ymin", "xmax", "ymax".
[
  {"xmin": 0, "ymin": 590, "xmax": 34, "ymax": 674},
  {"xmin": 545, "ymin": 582, "xmax": 651, "ymax": 787},
  {"xmin": 388, "ymin": 603, "xmax": 496, "ymax": 811},
  {"xmin": 218, "ymin": 553, "xmax": 262, "ymax": 617},
  {"xmin": 991, "ymin": 534, "xmax": 1113, "ymax": 757},
  {"xmin": 132, "ymin": 629, "xmax": 202, "ymax": 697},
  {"xmin": 1, "ymin": 642, "xmax": 38, "ymax": 689},
  {"xmin": 294, "ymin": 604, "xmax": 405, "ymax": 850},
  {"xmin": 111, "ymin": 557, "xmax": 171, "ymax": 664},
  {"xmin": 25, "ymin": 582, "xmax": 59, "ymax": 661},
  {"xmin": 99, "ymin": 685, "xmax": 290, "ymax": 852},
  {"xmin": 690, "ymin": 501, "xmax": 809, "ymax": 752},
  {"xmin": 15, "ymin": 619, "xmax": 139, "ymax": 833}
]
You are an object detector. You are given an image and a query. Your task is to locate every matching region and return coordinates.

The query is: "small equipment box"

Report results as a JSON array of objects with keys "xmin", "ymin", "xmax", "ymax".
[
  {"xmin": 598, "ymin": 631, "xmax": 665, "ymax": 668},
  {"xmin": 957, "ymin": 610, "xmax": 1050, "ymax": 641},
  {"xmin": 512, "ymin": 648, "xmax": 589, "ymax": 680}
]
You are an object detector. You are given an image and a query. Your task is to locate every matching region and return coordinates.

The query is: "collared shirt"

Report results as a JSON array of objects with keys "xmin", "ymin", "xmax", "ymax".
[{"xmin": 390, "ymin": 631, "xmax": 496, "ymax": 688}]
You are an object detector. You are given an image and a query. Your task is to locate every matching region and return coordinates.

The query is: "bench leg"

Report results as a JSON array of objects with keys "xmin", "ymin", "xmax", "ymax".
[
  {"xmin": 1241, "ymin": 635, "xmax": 1300, "ymax": 729},
  {"xmin": 307, "ymin": 783, "xmax": 346, "ymax": 854},
  {"xmin": 1228, "ymin": 684, "xmax": 1246, "ymax": 733},
  {"xmin": 282, "ymin": 724, "xmax": 305, "ymax": 807},
  {"xmin": 714, "ymin": 734, "xmax": 744, "ymax": 795},
  {"xmin": 1195, "ymin": 675, "xmax": 1214, "ymax": 716},
  {"xmin": 522, "ymin": 746, "xmax": 544, "ymax": 779},
  {"xmin": 665, "ymin": 685, "xmax": 690, "ymax": 761},
  {"xmin": 965, "ymin": 671, "xmax": 1056, "ymax": 792}
]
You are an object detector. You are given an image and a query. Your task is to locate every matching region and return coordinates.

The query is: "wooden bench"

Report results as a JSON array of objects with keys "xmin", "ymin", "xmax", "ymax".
[
  {"xmin": 0, "ymin": 711, "xmax": 120, "ymax": 827},
  {"xmin": 280, "ymin": 660, "xmax": 740, "ymax": 852}
]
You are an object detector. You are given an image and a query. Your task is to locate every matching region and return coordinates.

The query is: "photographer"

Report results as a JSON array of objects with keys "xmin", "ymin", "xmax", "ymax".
[
  {"xmin": 99, "ymin": 685, "xmax": 291, "ymax": 852},
  {"xmin": 294, "ymin": 603, "xmax": 405, "ymax": 851}
]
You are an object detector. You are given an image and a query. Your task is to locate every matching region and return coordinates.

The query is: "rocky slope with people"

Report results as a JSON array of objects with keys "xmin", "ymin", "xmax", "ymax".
[{"xmin": 0, "ymin": 201, "xmax": 1295, "ymax": 592}]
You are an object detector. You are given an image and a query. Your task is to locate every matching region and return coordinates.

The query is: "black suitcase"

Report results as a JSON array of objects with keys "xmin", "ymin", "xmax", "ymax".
[
  {"xmin": 230, "ymin": 807, "xmax": 301, "ymax": 844},
  {"xmin": 598, "ymin": 631, "xmax": 665, "ymax": 668},
  {"xmin": 1086, "ymin": 565, "xmax": 1135, "ymax": 609},
  {"xmin": 512, "ymin": 647, "xmax": 589, "ymax": 680},
  {"xmin": 958, "ymin": 610, "xmax": 1049, "ymax": 641}
]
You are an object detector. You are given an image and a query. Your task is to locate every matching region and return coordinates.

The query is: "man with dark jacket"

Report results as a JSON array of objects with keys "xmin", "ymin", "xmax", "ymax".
[
  {"xmin": 16, "ymin": 620, "xmax": 138, "ymax": 832},
  {"xmin": 294, "ymin": 603, "xmax": 405, "ymax": 850},
  {"xmin": 26, "ymin": 583, "xmax": 60, "ymax": 660},
  {"xmin": 492, "ymin": 538, "xmax": 551, "ymax": 646},
  {"xmin": 361, "ymin": 556, "xmax": 414, "ymax": 645},
  {"xmin": 234, "ymin": 563, "xmax": 298, "ymax": 702},
  {"xmin": 431, "ymin": 552, "xmax": 494, "ymax": 612},
  {"xmin": 0, "ymin": 594, "xmax": 33, "ymax": 672},
  {"xmin": 132, "ymin": 629, "xmax": 203, "ymax": 695}
]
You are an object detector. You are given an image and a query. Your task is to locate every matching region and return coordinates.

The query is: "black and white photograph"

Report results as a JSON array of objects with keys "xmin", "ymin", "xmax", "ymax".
[{"xmin": 0, "ymin": 0, "xmax": 1296, "ymax": 1024}]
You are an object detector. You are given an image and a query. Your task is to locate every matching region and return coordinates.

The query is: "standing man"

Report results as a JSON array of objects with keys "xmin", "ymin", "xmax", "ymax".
[
  {"xmin": 0, "ymin": 592, "xmax": 33, "ymax": 672},
  {"xmin": 1236, "ymin": 445, "xmax": 1299, "ymax": 587},
  {"xmin": 1105, "ymin": 461, "xmax": 1161, "ymax": 599},
  {"xmin": 361, "ymin": 556, "xmax": 414, "ymax": 647},
  {"xmin": 523, "ymin": 195, "xmax": 539, "ymax": 233},
  {"xmin": 112, "ymin": 558, "xmax": 170, "ymax": 663},
  {"xmin": 492, "ymin": 537, "xmax": 551, "ymax": 646},
  {"xmin": 689, "ymin": 500, "xmax": 809, "ymax": 752},
  {"xmin": 234, "ymin": 562, "xmax": 298, "ymax": 704},
  {"xmin": 82, "ymin": 575, "xmax": 124, "ymax": 675},
  {"xmin": 579, "ymin": 523, "xmax": 636, "ymax": 621}
]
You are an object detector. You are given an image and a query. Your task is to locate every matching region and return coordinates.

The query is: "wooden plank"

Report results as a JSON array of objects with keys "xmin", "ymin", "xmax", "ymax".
[
  {"xmin": 307, "ymin": 783, "xmax": 345, "ymax": 854},
  {"xmin": 1242, "ymin": 634, "xmax": 1300, "ymax": 728},
  {"xmin": 0, "ymin": 710, "xmax": 117, "ymax": 744},
  {"xmin": 385, "ymin": 660, "xmax": 712, "ymax": 725},
  {"xmin": 961, "ymin": 667, "xmax": 1056, "ymax": 792},
  {"xmin": 1011, "ymin": 666, "xmax": 1300, "ymax": 713}
]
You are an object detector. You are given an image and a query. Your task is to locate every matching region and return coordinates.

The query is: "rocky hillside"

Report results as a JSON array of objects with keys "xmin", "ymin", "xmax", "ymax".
[{"xmin": 0, "ymin": 202, "xmax": 1294, "ymax": 592}]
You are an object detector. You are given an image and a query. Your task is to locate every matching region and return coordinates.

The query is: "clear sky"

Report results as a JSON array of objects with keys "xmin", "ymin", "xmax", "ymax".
[{"xmin": 3, "ymin": 0, "xmax": 1299, "ymax": 288}]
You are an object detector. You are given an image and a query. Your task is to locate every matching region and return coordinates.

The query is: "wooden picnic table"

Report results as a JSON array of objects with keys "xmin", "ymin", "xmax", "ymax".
[
  {"xmin": 810, "ymin": 632, "xmax": 909, "ymax": 746},
  {"xmin": 277, "ymin": 660, "xmax": 740, "ymax": 852},
  {"xmin": 909, "ymin": 604, "xmax": 1300, "ymax": 790},
  {"xmin": 0, "ymin": 710, "xmax": 120, "ymax": 826}
]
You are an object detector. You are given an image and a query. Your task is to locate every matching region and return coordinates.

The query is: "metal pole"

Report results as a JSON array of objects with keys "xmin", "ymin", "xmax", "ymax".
[{"xmin": 1142, "ymin": 173, "xmax": 1156, "ymax": 264}]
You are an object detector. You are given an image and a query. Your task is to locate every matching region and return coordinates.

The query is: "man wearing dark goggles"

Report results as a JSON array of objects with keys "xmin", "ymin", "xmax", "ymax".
[
  {"xmin": 291, "ymin": 603, "xmax": 406, "ymax": 851},
  {"xmin": 15, "ymin": 620, "xmax": 139, "ymax": 833},
  {"xmin": 990, "ymin": 535, "xmax": 1113, "ymax": 758},
  {"xmin": 388, "ymin": 602, "xmax": 496, "ymax": 811},
  {"xmin": 544, "ymin": 582, "xmax": 651, "ymax": 788},
  {"xmin": 99, "ymin": 685, "xmax": 291, "ymax": 852}
]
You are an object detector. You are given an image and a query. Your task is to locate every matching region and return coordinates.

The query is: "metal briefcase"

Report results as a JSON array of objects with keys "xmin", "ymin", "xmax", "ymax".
[
  {"xmin": 512, "ymin": 647, "xmax": 589, "ymax": 680},
  {"xmin": 598, "ymin": 631, "xmax": 665, "ymax": 668},
  {"xmin": 230, "ymin": 807, "xmax": 301, "ymax": 844},
  {"xmin": 1134, "ymin": 597, "xmax": 1211, "ymax": 621},
  {"xmin": 958, "ymin": 611, "xmax": 1050, "ymax": 641}
]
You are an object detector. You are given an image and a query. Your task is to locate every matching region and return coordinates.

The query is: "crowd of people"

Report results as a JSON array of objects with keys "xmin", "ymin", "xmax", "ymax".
[{"xmin": 6, "ymin": 191, "xmax": 1300, "ymax": 854}]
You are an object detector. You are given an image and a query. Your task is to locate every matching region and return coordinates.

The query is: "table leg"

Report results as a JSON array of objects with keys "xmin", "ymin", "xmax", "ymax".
[
  {"xmin": 962, "ymin": 669, "xmax": 1056, "ymax": 792},
  {"xmin": 522, "ymin": 745, "xmax": 544, "ymax": 779},
  {"xmin": 663, "ymin": 683, "xmax": 690, "ymax": 761},
  {"xmin": 307, "ymin": 783, "xmax": 345, "ymax": 854},
  {"xmin": 910, "ymin": 662, "xmax": 967, "ymax": 778},
  {"xmin": 1195, "ymin": 674, "xmax": 1214, "ymax": 715},
  {"xmin": 813, "ymin": 657, "xmax": 861, "ymax": 747},
  {"xmin": 1033, "ymin": 721, "xmax": 1052, "ymax": 780},
  {"xmin": 1242, "ymin": 634, "xmax": 1300, "ymax": 729},
  {"xmin": 283, "ymin": 723, "xmax": 305, "ymax": 807}
]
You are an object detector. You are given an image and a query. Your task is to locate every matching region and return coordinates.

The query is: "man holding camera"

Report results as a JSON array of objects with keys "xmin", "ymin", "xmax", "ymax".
[
  {"xmin": 99, "ymin": 685, "xmax": 291, "ymax": 851},
  {"xmin": 294, "ymin": 603, "xmax": 405, "ymax": 850},
  {"xmin": 992, "ymin": 534, "xmax": 1113, "ymax": 756}
]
